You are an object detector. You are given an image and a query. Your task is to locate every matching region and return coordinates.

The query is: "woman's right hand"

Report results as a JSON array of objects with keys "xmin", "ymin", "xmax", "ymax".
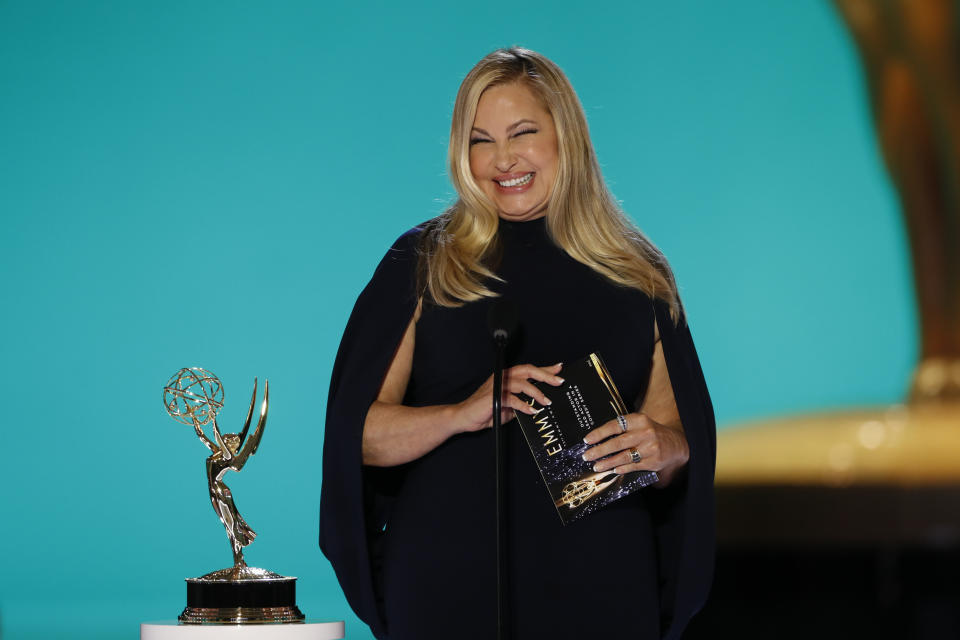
[
  {"xmin": 453, "ymin": 363, "xmax": 564, "ymax": 432},
  {"xmin": 362, "ymin": 303, "xmax": 563, "ymax": 466}
]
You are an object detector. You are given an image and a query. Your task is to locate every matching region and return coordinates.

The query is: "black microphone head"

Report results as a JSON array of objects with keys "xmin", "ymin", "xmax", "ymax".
[{"xmin": 487, "ymin": 299, "xmax": 519, "ymax": 343}]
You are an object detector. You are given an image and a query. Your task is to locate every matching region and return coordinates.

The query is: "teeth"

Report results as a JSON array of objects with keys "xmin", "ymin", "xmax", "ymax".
[{"xmin": 497, "ymin": 173, "xmax": 533, "ymax": 187}]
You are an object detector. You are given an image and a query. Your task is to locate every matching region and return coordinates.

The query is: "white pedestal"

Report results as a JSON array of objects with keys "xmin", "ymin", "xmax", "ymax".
[{"xmin": 140, "ymin": 621, "xmax": 344, "ymax": 639}]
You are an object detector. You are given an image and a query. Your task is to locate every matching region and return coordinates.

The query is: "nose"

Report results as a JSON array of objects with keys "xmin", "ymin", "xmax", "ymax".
[{"xmin": 494, "ymin": 143, "xmax": 516, "ymax": 173}]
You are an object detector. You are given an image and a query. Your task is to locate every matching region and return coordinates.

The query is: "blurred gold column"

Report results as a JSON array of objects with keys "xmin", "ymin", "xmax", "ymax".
[
  {"xmin": 717, "ymin": 1, "xmax": 960, "ymax": 545},
  {"xmin": 836, "ymin": 0, "xmax": 960, "ymax": 399}
]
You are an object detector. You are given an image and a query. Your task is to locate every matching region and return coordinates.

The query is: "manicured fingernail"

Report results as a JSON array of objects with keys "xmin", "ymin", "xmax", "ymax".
[
  {"xmin": 544, "ymin": 398, "xmax": 552, "ymax": 405},
  {"xmin": 555, "ymin": 377, "xmax": 564, "ymax": 384},
  {"xmin": 583, "ymin": 437, "xmax": 591, "ymax": 444},
  {"xmin": 592, "ymin": 464, "xmax": 599, "ymax": 472},
  {"xmin": 581, "ymin": 453, "xmax": 589, "ymax": 461}
]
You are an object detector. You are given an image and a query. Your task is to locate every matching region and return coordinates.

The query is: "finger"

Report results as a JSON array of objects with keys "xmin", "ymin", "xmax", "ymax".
[
  {"xmin": 593, "ymin": 447, "xmax": 645, "ymax": 473},
  {"xmin": 584, "ymin": 413, "xmax": 652, "ymax": 445},
  {"xmin": 506, "ymin": 379, "xmax": 553, "ymax": 407},
  {"xmin": 504, "ymin": 393, "xmax": 540, "ymax": 415},
  {"xmin": 507, "ymin": 363, "xmax": 565, "ymax": 387},
  {"xmin": 612, "ymin": 461, "xmax": 655, "ymax": 475},
  {"xmin": 581, "ymin": 433, "xmax": 634, "ymax": 463},
  {"xmin": 583, "ymin": 419, "xmax": 623, "ymax": 446}
]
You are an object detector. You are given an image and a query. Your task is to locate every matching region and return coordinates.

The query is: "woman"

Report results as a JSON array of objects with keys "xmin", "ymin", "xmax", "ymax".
[{"xmin": 320, "ymin": 47, "xmax": 715, "ymax": 640}]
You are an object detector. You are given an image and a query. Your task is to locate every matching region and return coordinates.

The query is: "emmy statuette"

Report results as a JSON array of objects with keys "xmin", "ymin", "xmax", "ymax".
[{"xmin": 162, "ymin": 367, "xmax": 305, "ymax": 624}]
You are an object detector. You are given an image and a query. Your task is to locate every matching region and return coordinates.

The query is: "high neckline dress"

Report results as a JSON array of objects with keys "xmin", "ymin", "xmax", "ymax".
[{"xmin": 381, "ymin": 216, "xmax": 661, "ymax": 639}]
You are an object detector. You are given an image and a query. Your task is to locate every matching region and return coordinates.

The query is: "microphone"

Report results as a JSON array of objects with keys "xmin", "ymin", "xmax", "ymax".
[
  {"xmin": 486, "ymin": 298, "xmax": 518, "ymax": 640},
  {"xmin": 487, "ymin": 299, "xmax": 519, "ymax": 345}
]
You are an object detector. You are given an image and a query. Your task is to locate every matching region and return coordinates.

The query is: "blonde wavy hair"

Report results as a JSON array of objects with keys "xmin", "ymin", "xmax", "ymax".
[{"xmin": 419, "ymin": 47, "xmax": 681, "ymax": 322}]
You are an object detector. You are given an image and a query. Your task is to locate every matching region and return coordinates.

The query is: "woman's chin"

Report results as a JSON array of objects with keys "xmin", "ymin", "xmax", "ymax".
[{"xmin": 496, "ymin": 206, "xmax": 548, "ymax": 221}]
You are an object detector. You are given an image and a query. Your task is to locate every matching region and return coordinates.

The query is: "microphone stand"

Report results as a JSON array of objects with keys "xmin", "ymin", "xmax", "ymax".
[{"xmin": 491, "ymin": 328, "xmax": 508, "ymax": 640}]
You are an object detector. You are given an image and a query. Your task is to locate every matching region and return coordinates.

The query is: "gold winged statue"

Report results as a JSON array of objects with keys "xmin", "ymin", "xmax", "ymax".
[{"xmin": 163, "ymin": 368, "xmax": 268, "ymax": 578}]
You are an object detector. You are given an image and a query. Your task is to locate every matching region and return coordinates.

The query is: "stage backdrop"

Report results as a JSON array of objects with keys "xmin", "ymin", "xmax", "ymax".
[{"xmin": 0, "ymin": 1, "xmax": 912, "ymax": 638}]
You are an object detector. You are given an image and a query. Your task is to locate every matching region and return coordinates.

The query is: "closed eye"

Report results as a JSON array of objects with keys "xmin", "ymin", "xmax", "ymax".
[
  {"xmin": 469, "ymin": 138, "xmax": 492, "ymax": 146},
  {"xmin": 512, "ymin": 128, "xmax": 538, "ymax": 137}
]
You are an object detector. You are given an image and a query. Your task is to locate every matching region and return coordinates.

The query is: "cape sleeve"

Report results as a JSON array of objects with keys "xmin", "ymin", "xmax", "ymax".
[
  {"xmin": 319, "ymin": 225, "xmax": 424, "ymax": 639},
  {"xmin": 650, "ymin": 299, "xmax": 717, "ymax": 640}
]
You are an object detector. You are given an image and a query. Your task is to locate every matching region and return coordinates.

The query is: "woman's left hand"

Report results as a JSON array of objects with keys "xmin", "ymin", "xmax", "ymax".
[{"xmin": 581, "ymin": 412, "xmax": 689, "ymax": 487}]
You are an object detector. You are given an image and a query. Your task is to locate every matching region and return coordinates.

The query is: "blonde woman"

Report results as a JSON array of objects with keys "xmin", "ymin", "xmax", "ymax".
[{"xmin": 320, "ymin": 48, "xmax": 715, "ymax": 640}]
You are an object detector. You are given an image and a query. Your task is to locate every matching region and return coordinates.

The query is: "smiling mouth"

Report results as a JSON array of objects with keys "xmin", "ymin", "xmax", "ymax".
[{"xmin": 495, "ymin": 172, "xmax": 534, "ymax": 188}]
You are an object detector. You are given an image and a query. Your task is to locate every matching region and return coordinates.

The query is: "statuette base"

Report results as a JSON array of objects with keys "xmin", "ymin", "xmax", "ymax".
[
  {"xmin": 179, "ymin": 606, "xmax": 305, "ymax": 624},
  {"xmin": 180, "ymin": 567, "xmax": 304, "ymax": 624}
]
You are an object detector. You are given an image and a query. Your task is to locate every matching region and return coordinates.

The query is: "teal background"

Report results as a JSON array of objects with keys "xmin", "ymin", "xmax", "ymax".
[{"xmin": 0, "ymin": 1, "xmax": 914, "ymax": 638}]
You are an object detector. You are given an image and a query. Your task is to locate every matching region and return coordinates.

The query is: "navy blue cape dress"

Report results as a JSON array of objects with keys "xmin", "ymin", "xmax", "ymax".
[{"xmin": 320, "ymin": 217, "xmax": 716, "ymax": 639}]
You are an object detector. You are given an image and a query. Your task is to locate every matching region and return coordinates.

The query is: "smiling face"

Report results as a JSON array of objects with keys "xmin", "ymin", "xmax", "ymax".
[{"xmin": 468, "ymin": 82, "xmax": 559, "ymax": 221}]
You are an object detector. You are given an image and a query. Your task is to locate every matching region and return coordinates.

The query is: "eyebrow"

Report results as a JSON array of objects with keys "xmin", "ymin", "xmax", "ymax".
[{"xmin": 471, "ymin": 119, "xmax": 540, "ymax": 137}]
